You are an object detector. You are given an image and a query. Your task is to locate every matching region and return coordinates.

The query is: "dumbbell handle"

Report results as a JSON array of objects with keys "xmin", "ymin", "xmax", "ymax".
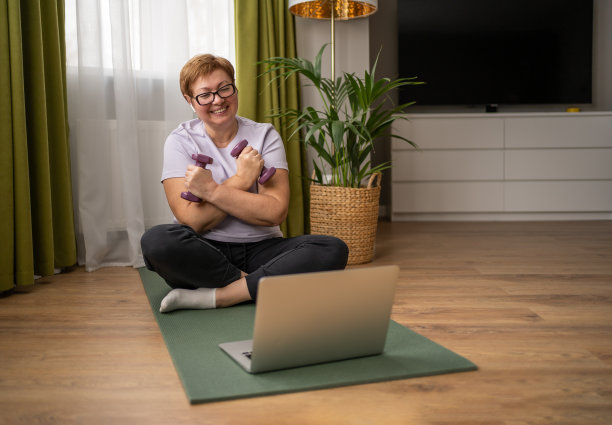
[
  {"xmin": 230, "ymin": 139, "xmax": 276, "ymax": 184},
  {"xmin": 180, "ymin": 153, "xmax": 213, "ymax": 203}
]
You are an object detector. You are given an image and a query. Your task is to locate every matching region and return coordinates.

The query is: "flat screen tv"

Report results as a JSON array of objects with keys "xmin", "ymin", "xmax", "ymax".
[{"xmin": 397, "ymin": 0, "xmax": 594, "ymax": 107}]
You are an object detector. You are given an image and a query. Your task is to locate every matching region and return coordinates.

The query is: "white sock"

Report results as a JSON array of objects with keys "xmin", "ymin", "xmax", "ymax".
[{"xmin": 159, "ymin": 288, "xmax": 216, "ymax": 313}]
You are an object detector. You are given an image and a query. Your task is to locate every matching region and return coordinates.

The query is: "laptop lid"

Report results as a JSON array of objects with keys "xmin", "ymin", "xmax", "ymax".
[{"xmin": 219, "ymin": 265, "xmax": 399, "ymax": 373}]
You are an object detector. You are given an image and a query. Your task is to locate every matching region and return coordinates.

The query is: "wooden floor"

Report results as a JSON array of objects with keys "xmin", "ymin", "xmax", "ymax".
[{"xmin": 1, "ymin": 221, "xmax": 611, "ymax": 425}]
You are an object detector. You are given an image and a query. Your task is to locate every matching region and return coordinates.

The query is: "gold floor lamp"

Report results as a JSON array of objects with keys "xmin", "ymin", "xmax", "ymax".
[{"xmin": 288, "ymin": 0, "xmax": 378, "ymax": 82}]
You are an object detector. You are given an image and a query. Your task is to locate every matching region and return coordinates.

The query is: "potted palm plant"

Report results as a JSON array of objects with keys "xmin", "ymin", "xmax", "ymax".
[{"xmin": 261, "ymin": 44, "xmax": 422, "ymax": 264}]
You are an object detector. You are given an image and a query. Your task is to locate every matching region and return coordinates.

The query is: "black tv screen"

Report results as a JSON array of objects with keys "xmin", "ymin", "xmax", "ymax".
[{"xmin": 397, "ymin": 0, "xmax": 593, "ymax": 107}]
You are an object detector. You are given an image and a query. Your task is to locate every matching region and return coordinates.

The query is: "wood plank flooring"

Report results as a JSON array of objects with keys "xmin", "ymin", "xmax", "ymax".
[{"xmin": 1, "ymin": 221, "xmax": 611, "ymax": 425}]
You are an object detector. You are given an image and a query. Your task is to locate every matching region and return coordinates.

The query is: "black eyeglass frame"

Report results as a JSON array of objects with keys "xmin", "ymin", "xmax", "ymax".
[{"xmin": 192, "ymin": 83, "xmax": 237, "ymax": 106}]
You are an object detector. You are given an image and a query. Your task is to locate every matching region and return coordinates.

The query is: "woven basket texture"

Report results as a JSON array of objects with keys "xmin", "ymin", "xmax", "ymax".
[{"xmin": 309, "ymin": 175, "xmax": 381, "ymax": 265}]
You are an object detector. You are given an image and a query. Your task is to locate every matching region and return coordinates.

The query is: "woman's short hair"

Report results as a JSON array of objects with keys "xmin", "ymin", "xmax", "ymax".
[{"xmin": 180, "ymin": 54, "xmax": 235, "ymax": 98}]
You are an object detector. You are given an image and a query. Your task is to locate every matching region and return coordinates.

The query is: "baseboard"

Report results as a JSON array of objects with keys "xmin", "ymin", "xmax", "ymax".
[{"xmin": 391, "ymin": 212, "xmax": 612, "ymax": 221}]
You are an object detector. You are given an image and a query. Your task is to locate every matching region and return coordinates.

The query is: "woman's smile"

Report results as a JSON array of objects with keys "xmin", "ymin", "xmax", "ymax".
[{"xmin": 210, "ymin": 105, "xmax": 229, "ymax": 115}]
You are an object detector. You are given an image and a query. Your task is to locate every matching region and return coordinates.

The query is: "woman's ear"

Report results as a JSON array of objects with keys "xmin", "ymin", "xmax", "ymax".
[{"xmin": 184, "ymin": 95, "xmax": 196, "ymax": 113}]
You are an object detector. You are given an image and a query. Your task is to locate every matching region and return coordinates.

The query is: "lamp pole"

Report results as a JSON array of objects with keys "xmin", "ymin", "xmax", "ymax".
[
  {"xmin": 330, "ymin": 0, "xmax": 335, "ymax": 83},
  {"xmin": 288, "ymin": 0, "xmax": 379, "ymax": 88}
]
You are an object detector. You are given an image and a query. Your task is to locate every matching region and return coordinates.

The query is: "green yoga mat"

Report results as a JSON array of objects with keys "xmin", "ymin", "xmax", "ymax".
[{"xmin": 139, "ymin": 268, "xmax": 477, "ymax": 404}]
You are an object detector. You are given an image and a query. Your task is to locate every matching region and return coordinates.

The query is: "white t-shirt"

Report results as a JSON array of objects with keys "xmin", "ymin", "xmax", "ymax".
[{"xmin": 162, "ymin": 116, "xmax": 289, "ymax": 242}]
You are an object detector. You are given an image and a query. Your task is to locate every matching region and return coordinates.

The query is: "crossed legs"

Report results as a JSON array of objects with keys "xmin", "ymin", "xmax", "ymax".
[{"xmin": 141, "ymin": 224, "xmax": 349, "ymax": 313}]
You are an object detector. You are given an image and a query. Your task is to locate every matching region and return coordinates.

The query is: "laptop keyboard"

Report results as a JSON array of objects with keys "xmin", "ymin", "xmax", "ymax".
[{"xmin": 242, "ymin": 351, "xmax": 252, "ymax": 359}]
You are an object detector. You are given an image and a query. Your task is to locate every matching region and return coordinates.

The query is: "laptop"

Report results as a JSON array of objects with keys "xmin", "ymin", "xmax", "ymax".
[{"xmin": 219, "ymin": 265, "xmax": 399, "ymax": 373}]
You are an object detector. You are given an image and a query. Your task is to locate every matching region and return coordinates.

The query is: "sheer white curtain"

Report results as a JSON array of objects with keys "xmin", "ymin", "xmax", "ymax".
[{"xmin": 65, "ymin": 0, "xmax": 235, "ymax": 271}]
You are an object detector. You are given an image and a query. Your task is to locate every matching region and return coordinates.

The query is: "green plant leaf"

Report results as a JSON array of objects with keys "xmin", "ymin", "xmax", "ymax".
[
  {"xmin": 309, "ymin": 136, "xmax": 335, "ymax": 166},
  {"xmin": 259, "ymin": 44, "xmax": 422, "ymax": 188}
]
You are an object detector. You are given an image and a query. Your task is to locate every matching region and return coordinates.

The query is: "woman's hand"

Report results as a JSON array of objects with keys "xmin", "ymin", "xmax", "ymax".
[
  {"xmin": 184, "ymin": 146, "xmax": 263, "ymax": 200},
  {"xmin": 184, "ymin": 165, "xmax": 217, "ymax": 201},
  {"xmin": 234, "ymin": 145, "xmax": 264, "ymax": 187}
]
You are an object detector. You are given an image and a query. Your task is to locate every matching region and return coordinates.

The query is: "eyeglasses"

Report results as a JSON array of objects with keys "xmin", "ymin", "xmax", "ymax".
[{"xmin": 193, "ymin": 83, "xmax": 236, "ymax": 106}]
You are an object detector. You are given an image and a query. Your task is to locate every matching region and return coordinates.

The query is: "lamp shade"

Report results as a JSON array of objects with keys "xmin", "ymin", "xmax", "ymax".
[{"xmin": 288, "ymin": 0, "xmax": 377, "ymax": 20}]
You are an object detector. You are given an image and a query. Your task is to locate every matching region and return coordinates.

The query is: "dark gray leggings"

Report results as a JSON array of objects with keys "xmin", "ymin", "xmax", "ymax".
[{"xmin": 141, "ymin": 224, "xmax": 349, "ymax": 300}]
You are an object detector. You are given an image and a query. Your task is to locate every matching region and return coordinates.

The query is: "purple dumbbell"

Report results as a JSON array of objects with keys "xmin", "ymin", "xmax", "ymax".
[
  {"xmin": 180, "ymin": 153, "xmax": 213, "ymax": 202},
  {"xmin": 230, "ymin": 139, "xmax": 276, "ymax": 184}
]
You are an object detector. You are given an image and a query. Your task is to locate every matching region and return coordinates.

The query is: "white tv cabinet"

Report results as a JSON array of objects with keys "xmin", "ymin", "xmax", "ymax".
[{"xmin": 391, "ymin": 112, "xmax": 612, "ymax": 221}]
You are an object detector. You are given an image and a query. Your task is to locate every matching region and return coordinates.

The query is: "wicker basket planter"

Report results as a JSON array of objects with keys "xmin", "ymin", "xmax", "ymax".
[{"xmin": 309, "ymin": 174, "xmax": 381, "ymax": 265}]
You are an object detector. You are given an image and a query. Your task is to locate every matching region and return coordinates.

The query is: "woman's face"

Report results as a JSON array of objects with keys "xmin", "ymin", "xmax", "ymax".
[{"xmin": 187, "ymin": 68, "xmax": 238, "ymax": 131}]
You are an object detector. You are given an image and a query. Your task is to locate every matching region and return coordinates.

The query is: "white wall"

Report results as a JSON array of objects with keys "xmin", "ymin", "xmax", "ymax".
[
  {"xmin": 294, "ymin": 17, "xmax": 370, "ymax": 83},
  {"xmin": 593, "ymin": 0, "xmax": 612, "ymax": 110}
]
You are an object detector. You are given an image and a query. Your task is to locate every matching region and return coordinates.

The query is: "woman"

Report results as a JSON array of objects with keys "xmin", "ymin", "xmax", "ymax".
[{"xmin": 141, "ymin": 54, "xmax": 348, "ymax": 312}]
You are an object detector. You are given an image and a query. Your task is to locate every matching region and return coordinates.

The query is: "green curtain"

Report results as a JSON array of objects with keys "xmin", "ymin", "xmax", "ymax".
[
  {"xmin": 234, "ymin": 0, "xmax": 307, "ymax": 237},
  {"xmin": 0, "ymin": 0, "xmax": 76, "ymax": 292}
]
